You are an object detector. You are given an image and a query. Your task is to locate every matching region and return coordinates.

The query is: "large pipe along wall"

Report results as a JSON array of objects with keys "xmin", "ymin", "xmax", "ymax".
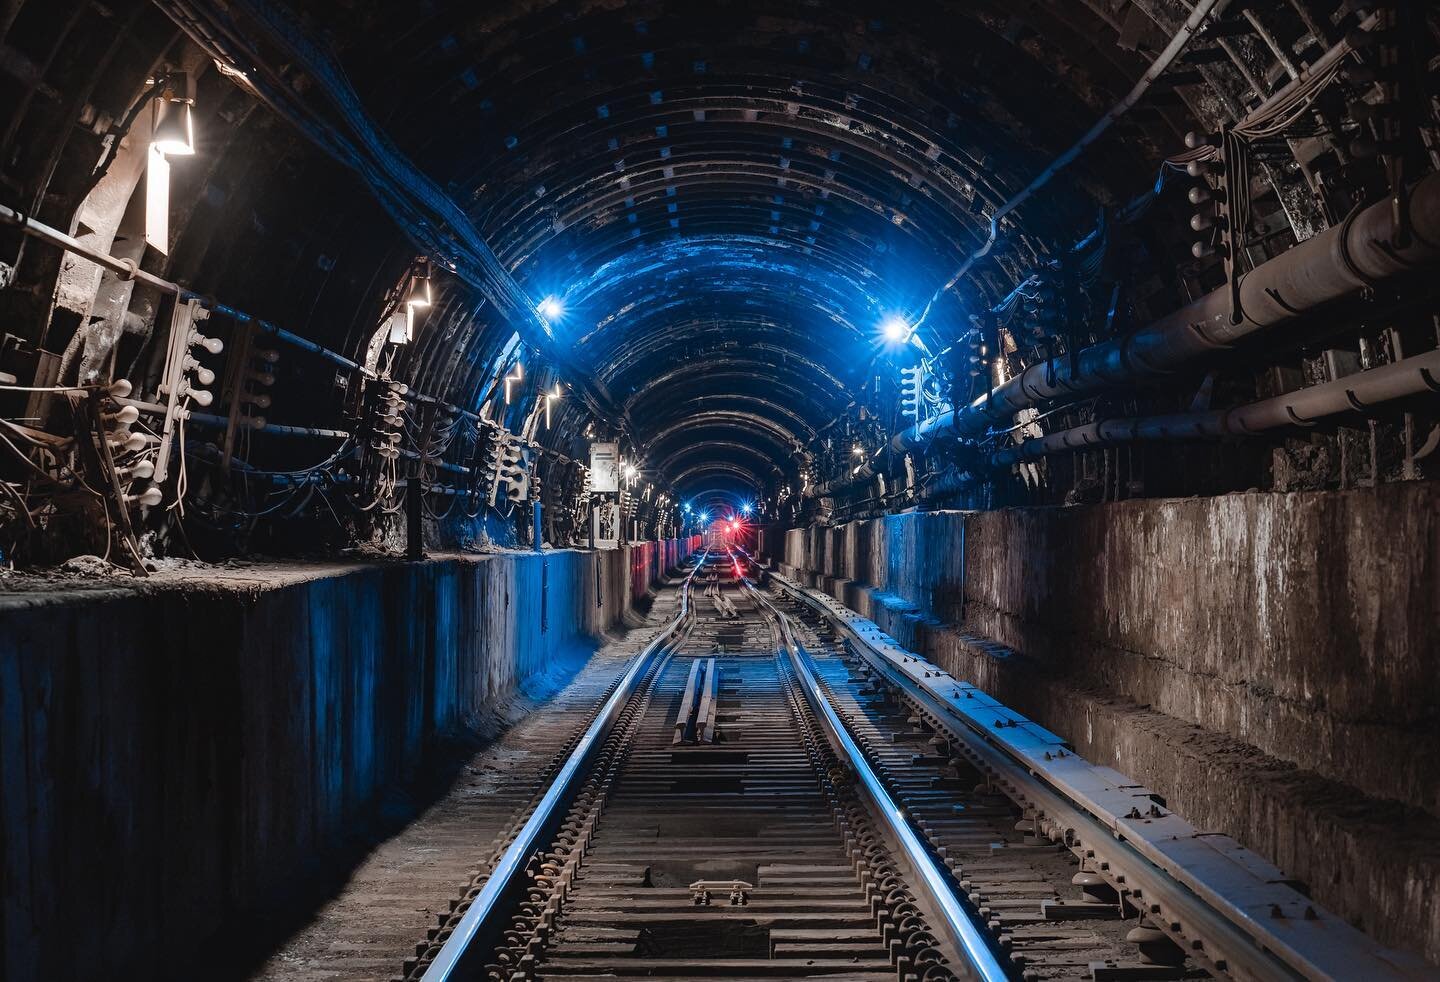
[
  {"xmin": 0, "ymin": 538, "xmax": 699, "ymax": 981},
  {"xmin": 765, "ymin": 488, "xmax": 1440, "ymax": 962}
]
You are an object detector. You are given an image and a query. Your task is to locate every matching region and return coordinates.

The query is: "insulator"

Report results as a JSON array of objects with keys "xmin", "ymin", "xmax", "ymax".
[
  {"xmin": 126, "ymin": 487, "xmax": 163, "ymax": 508},
  {"xmin": 188, "ymin": 331, "xmax": 224, "ymax": 354},
  {"xmin": 105, "ymin": 405, "xmax": 140, "ymax": 426},
  {"xmin": 118, "ymin": 459, "xmax": 155, "ymax": 481}
]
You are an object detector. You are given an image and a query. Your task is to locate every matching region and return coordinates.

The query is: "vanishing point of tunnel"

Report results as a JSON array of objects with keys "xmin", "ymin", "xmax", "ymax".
[{"xmin": 1, "ymin": 1, "xmax": 1438, "ymax": 980}]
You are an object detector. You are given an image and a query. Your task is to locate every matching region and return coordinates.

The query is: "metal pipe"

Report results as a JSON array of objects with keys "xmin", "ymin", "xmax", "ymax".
[
  {"xmin": 898, "ymin": 171, "xmax": 1440, "ymax": 449},
  {"xmin": 990, "ymin": 348, "xmax": 1440, "ymax": 467}
]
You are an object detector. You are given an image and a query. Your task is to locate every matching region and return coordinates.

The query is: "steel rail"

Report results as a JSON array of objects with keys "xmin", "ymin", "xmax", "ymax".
[
  {"xmin": 419, "ymin": 552, "xmax": 707, "ymax": 982},
  {"xmin": 767, "ymin": 571, "xmax": 1430, "ymax": 981},
  {"xmin": 740, "ymin": 575, "xmax": 1011, "ymax": 982}
]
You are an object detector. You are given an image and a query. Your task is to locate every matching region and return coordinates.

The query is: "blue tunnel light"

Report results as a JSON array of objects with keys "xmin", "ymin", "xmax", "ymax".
[{"xmin": 881, "ymin": 315, "xmax": 910, "ymax": 343}]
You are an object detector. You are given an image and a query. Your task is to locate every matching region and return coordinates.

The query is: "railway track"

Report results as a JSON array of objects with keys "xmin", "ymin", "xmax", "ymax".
[{"xmin": 389, "ymin": 549, "xmax": 1423, "ymax": 982}]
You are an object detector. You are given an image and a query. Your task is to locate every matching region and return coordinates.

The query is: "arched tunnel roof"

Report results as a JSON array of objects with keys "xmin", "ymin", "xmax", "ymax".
[{"xmin": 316, "ymin": 0, "xmax": 1198, "ymax": 501}]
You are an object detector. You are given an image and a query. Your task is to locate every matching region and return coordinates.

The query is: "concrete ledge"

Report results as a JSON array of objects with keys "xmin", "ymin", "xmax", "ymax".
[
  {"xmin": 778, "ymin": 553, "xmax": 1440, "ymax": 964},
  {"xmin": 781, "ymin": 485, "xmax": 1440, "ymax": 818},
  {"xmin": 0, "ymin": 538, "xmax": 699, "ymax": 981},
  {"xmin": 925, "ymin": 625, "xmax": 1440, "ymax": 966}
]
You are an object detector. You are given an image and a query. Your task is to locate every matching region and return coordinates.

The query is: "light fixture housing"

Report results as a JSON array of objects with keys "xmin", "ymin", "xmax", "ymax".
[
  {"xmin": 405, "ymin": 261, "xmax": 432, "ymax": 309},
  {"xmin": 386, "ymin": 308, "xmax": 414, "ymax": 345},
  {"xmin": 151, "ymin": 72, "xmax": 196, "ymax": 156}
]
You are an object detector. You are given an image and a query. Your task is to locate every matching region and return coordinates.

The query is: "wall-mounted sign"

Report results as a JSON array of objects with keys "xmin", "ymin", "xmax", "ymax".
[{"xmin": 589, "ymin": 441, "xmax": 620, "ymax": 492}]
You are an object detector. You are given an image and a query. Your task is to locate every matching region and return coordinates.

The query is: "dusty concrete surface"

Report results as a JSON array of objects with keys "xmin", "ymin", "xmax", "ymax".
[
  {"xmin": 771, "ymin": 485, "xmax": 1440, "ymax": 963},
  {"xmin": 0, "ymin": 537, "xmax": 699, "ymax": 982},
  {"xmin": 778, "ymin": 484, "xmax": 1440, "ymax": 815},
  {"xmin": 241, "ymin": 640, "xmax": 643, "ymax": 982},
  {"xmin": 927, "ymin": 628, "xmax": 1440, "ymax": 967}
]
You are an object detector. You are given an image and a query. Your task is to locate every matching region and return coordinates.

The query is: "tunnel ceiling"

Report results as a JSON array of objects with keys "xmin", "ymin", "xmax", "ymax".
[
  {"xmin": 15, "ymin": 0, "xmax": 1421, "ymax": 553},
  {"xmin": 272, "ymin": 0, "xmax": 1199, "ymax": 500}
]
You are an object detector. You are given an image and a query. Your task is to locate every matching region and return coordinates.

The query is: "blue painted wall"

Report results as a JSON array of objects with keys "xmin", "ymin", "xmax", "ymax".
[{"xmin": 0, "ymin": 538, "xmax": 700, "ymax": 981}]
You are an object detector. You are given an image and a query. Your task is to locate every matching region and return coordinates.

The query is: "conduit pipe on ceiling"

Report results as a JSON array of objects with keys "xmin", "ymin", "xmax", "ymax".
[
  {"xmin": 896, "ymin": 171, "xmax": 1440, "ymax": 451},
  {"xmin": 989, "ymin": 347, "xmax": 1440, "ymax": 467}
]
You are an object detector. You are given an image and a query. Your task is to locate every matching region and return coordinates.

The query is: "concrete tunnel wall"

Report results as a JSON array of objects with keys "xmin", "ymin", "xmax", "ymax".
[
  {"xmin": 0, "ymin": 537, "xmax": 700, "ymax": 981},
  {"xmin": 767, "ymin": 484, "xmax": 1440, "ymax": 962}
]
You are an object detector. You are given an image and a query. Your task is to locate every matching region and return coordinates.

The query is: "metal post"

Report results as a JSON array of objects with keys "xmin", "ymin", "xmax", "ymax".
[
  {"xmin": 532, "ymin": 499, "xmax": 543, "ymax": 552},
  {"xmin": 406, "ymin": 475, "xmax": 423, "ymax": 561}
]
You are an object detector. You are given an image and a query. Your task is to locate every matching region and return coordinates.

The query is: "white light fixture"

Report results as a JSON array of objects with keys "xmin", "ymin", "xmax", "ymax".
[
  {"xmin": 544, "ymin": 383, "xmax": 561, "ymax": 428},
  {"xmin": 386, "ymin": 307, "xmax": 413, "ymax": 345},
  {"xmin": 145, "ymin": 72, "xmax": 197, "ymax": 254},
  {"xmin": 881, "ymin": 316, "xmax": 910, "ymax": 343},
  {"xmin": 151, "ymin": 72, "xmax": 196, "ymax": 157},
  {"xmin": 503, "ymin": 362, "xmax": 523, "ymax": 403},
  {"xmin": 538, "ymin": 296, "xmax": 564, "ymax": 320},
  {"xmin": 405, "ymin": 260, "xmax": 432, "ymax": 309}
]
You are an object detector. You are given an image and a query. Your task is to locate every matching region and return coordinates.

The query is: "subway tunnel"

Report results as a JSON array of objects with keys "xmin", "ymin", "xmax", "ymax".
[{"xmin": 1, "ymin": 1, "xmax": 1438, "ymax": 979}]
